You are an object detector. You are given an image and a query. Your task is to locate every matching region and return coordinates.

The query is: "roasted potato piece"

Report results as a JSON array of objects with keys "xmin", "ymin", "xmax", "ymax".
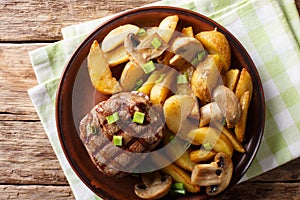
[
  {"xmin": 195, "ymin": 29, "xmax": 231, "ymax": 71},
  {"xmin": 235, "ymin": 91, "xmax": 251, "ymax": 142},
  {"xmin": 191, "ymin": 54, "xmax": 221, "ymax": 103},
  {"xmin": 188, "ymin": 127, "xmax": 234, "ymax": 157},
  {"xmin": 235, "ymin": 68, "xmax": 253, "ymax": 101},
  {"xmin": 150, "ymin": 69, "xmax": 176, "ymax": 105},
  {"xmin": 225, "ymin": 69, "xmax": 240, "ymax": 91},
  {"xmin": 105, "ymin": 45, "xmax": 129, "ymax": 67},
  {"xmin": 182, "ymin": 26, "xmax": 194, "ymax": 37},
  {"xmin": 162, "ymin": 163, "xmax": 200, "ymax": 193},
  {"xmin": 137, "ymin": 68, "xmax": 166, "ymax": 96},
  {"xmin": 163, "ymin": 95, "xmax": 197, "ymax": 134},
  {"xmin": 119, "ymin": 62, "xmax": 145, "ymax": 91},
  {"xmin": 190, "ymin": 149, "xmax": 216, "ymax": 163},
  {"xmin": 157, "ymin": 15, "xmax": 179, "ymax": 43},
  {"xmin": 87, "ymin": 40, "xmax": 122, "ymax": 94},
  {"xmin": 101, "ymin": 24, "xmax": 140, "ymax": 53},
  {"xmin": 214, "ymin": 123, "xmax": 245, "ymax": 153}
]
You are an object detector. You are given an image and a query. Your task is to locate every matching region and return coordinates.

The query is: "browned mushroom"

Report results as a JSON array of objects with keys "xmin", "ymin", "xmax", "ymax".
[
  {"xmin": 124, "ymin": 32, "xmax": 169, "ymax": 67},
  {"xmin": 171, "ymin": 36, "xmax": 206, "ymax": 66},
  {"xmin": 212, "ymin": 85, "xmax": 241, "ymax": 128},
  {"xmin": 134, "ymin": 171, "xmax": 172, "ymax": 200},
  {"xmin": 199, "ymin": 102, "xmax": 224, "ymax": 127},
  {"xmin": 191, "ymin": 152, "xmax": 233, "ymax": 196}
]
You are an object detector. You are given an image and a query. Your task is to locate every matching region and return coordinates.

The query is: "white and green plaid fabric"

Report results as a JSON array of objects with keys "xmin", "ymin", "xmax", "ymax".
[{"xmin": 28, "ymin": 0, "xmax": 300, "ymax": 199}]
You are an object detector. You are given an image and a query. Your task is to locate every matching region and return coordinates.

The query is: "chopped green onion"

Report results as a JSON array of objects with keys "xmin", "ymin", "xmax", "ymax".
[
  {"xmin": 132, "ymin": 111, "xmax": 145, "ymax": 124},
  {"xmin": 197, "ymin": 51, "xmax": 206, "ymax": 61},
  {"xmin": 203, "ymin": 143, "xmax": 213, "ymax": 151},
  {"xmin": 169, "ymin": 189, "xmax": 186, "ymax": 195},
  {"xmin": 155, "ymin": 73, "xmax": 166, "ymax": 83},
  {"xmin": 169, "ymin": 135, "xmax": 174, "ymax": 142},
  {"xmin": 106, "ymin": 112, "xmax": 119, "ymax": 124},
  {"xmin": 172, "ymin": 182, "xmax": 184, "ymax": 190},
  {"xmin": 151, "ymin": 37, "xmax": 162, "ymax": 49},
  {"xmin": 177, "ymin": 74, "xmax": 188, "ymax": 84},
  {"xmin": 191, "ymin": 57, "xmax": 199, "ymax": 66},
  {"xmin": 113, "ymin": 135, "xmax": 122, "ymax": 146},
  {"xmin": 142, "ymin": 61, "xmax": 156, "ymax": 74},
  {"xmin": 134, "ymin": 78, "xmax": 144, "ymax": 90},
  {"xmin": 137, "ymin": 28, "xmax": 146, "ymax": 36}
]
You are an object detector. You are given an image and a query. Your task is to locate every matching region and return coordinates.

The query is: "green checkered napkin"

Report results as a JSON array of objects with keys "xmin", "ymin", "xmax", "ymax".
[{"xmin": 28, "ymin": 0, "xmax": 300, "ymax": 199}]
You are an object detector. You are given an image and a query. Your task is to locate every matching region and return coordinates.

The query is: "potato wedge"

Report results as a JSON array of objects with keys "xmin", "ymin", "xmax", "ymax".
[
  {"xmin": 191, "ymin": 54, "xmax": 221, "ymax": 103},
  {"xmin": 157, "ymin": 15, "xmax": 179, "ymax": 43},
  {"xmin": 235, "ymin": 91, "xmax": 251, "ymax": 142},
  {"xmin": 101, "ymin": 24, "xmax": 140, "ymax": 53},
  {"xmin": 188, "ymin": 127, "xmax": 234, "ymax": 157},
  {"xmin": 163, "ymin": 95, "xmax": 197, "ymax": 134},
  {"xmin": 182, "ymin": 26, "xmax": 194, "ymax": 37},
  {"xmin": 235, "ymin": 68, "xmax": 253, "ymax": 101},
  {"xmin": 87, "ymin": 40, "xmax": 122, "ymax": 94},
  {"xmin": 119, "ymin": 62, "xmax": 145, "ymax": 91},
  {"xmin": 195, "ymin": 29, "xmax": 231, "ymax": 71},
  {"xmin": 105, "ymin": 45, "xmax": 129, "ymax": 67},
  {"xmin": 214, "ymin": 123, "xmax": 245, "ymax": 153},
  {"xmin": 162, "ymin": 163, "xmax": 200, "ymax": 193},
  {"xmin": 190, "ymin": 149, "xmax": 216, "ymax": 163},
  {"xmin": 150, "ymin": 69, "xmax": 176, "ymax": 105},
  {"xmin": 225, "ymin": 69, "xmax": 240, "ymax": 91}
]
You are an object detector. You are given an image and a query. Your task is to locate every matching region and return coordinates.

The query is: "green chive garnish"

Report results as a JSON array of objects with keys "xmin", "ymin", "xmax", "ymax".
[
  {"xmin": 132, "ymin": 111, "xmax": 145, "ymax": 124},
  {"xmin": 134, "ymin": 78, "xmax": 144, "ymax": 90},
  {"xmin": 155, "ymin": 73, "xmax": 166, "ymax": 83},
  {"xmin": 203, "ymin": 143, "xmax": 213, "ymax": 151},
  {"xmin": 142, "ymin": 61, "xmax": 156, "ymax": 74},
  {"xmin": 106, "ymin": 112, "xmax": 119, "ymax": 124},
  {"xmin": 172, "ymin": 182, "xmax": 184, "ymax": 190},
  {"xmin": 177, "ymin": 74, "xmax": 188, "ymax": 84},
  {"xmin": 169, "ymin": 189, "xmax": 186, "ymax": 195},
  {"xmin": 197, "ymin": 51, "xmax": 206, "ymax": 61},
  {"xmin": 137, "ymin": 28, "xmax": 146, "ymax": 36},
  {"xmin": 113, "ymin": 135, "xmax": 122, "ymax": 146},
  {"xmin": 151, "ymin": 37, "xmax": 162, "ymax": 49},
  {"xmin": 191, "ymin": 57, "xmax": 199, "ymax": 66}
]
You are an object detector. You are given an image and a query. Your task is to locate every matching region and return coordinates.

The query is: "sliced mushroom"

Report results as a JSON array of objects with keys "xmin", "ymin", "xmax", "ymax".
[
  {"xmin": 124, "ymin": 32, "xmax": 169, "ymax": 67},
  {"xmin": 213, "ymin": 85, "xmax": 241, "ymax": 128},
  {"xmin": 191, "ymin": 152, "xmax": 233, "ymax": 196},
  {"xmin": 171, "ymin": 36, "xmax": 206, "ymax": 66},
  {"xmin": 134, "ymin": 171, "xmax": 172, "ymax": 200},
  {"xmin": 199, "ymin": 102, "xmax": 224, "ymax": 127}
]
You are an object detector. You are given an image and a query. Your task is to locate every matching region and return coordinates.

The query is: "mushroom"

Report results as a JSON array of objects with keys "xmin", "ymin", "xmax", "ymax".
[
  {"xmin": 134, "ymin": 171, "xmax": 172, "ymax": 200},
  {"xmin": 212, "ymin": 85, "xmax": 241, "ymax": 128},
  {"xmin": 124, "ymin": 32, "xmax": 169, "ymax": 67},
  {"xmin": 191, "ymin": 152, "xmax": 233, "ymax": 196},
  {"xmin": 199, "ymin": 102, "xmax": 224, "ymax": 127},
  {"xmin": 171, "ymin": 36, "xmax": 206, "ymax": 66}
]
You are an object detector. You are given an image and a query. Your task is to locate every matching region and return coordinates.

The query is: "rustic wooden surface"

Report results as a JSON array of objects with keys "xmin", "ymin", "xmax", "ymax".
[{"xmin": 1, "ymin": 0, "xmax": 300, "ymax": 199}]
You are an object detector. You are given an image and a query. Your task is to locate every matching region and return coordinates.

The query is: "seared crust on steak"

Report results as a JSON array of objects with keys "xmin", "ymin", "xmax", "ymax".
[{"xmin": 79, "ymin": 92, "xmax": 164, "ymax": 177}]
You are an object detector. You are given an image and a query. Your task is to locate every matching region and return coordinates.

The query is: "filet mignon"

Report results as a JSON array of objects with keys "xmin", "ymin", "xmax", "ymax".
[{"xmin": 79, "ymin": 91, "xmax": 164, "ymax": 177}]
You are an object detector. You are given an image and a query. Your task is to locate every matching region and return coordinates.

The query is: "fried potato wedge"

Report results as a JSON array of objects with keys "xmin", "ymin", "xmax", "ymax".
[
  {"xmin": 235, "ymin": 68, "xmax": 253, "ymax": 101},
  {"xmin": 101, "ymin": 24, "xmax": 140, "ymax": 53},
  {"xmin": 190, "ymin": 149, "xmax": 216, "ymax": 163},
  {"xmin": 119, "ymin": 62, "xmax": 145, "ymax": 91},
  {"xmin": 162, "ymin": 163, "xmax": 200, "ymax": 193},
  {"xmin": 87, "ymin": 40, "xmax": 122, "ymax": 94},
  {"xmin": 157, "ymin": 15, "xmax": 179, "ymax": 43},
  {"xmin": 150, "ymin": 69, "xmax": 176, "ymax": 105},
  {"xmin": 214, "ymin": 123, "xmax": 245, "ymax": 153},
  {"xmin": 163, "ymin": 95, "xmax": 197, "ymax": 134},
  {"xmin": 188, "ymin": 127, "xmax": 234, "ymax": 157},
  {"xmin": 195, "ymin": 29, "xmax": 231, "ymax": 71},
  {"xmin": 182, "ymin": 26, "xmax": 194, "ymax": 37},
  {"xmin": 191, "ymin": 54, "xmax": 221, "ymax": 103},
  {"xmin": 225, "ymin": 69, "xmax": 240, "ymax": 91},
  {"xmin": 105, "ymin": 44, "xmax": 129, "ymax": 67},
  {"xmin": 235, "ymin": 91, "xmax": 251, "ymax": 142}
]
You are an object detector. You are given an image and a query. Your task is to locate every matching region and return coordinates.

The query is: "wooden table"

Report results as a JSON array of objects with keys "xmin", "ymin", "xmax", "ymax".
[{"xmin": 1, "ymin": 1, "xmax": 300, "ymax": 199}]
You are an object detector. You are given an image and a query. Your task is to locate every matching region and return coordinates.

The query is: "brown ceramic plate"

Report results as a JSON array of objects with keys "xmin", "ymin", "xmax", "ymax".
[{"xmin": 56, "ymin": 6, "xmax": 265, "ymax": 200}]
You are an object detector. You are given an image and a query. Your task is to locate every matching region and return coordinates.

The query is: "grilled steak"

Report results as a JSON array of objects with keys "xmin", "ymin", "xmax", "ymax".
[{"xmin": 79, "ymin": 91, "xmax": 164, "ymax": 177}]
